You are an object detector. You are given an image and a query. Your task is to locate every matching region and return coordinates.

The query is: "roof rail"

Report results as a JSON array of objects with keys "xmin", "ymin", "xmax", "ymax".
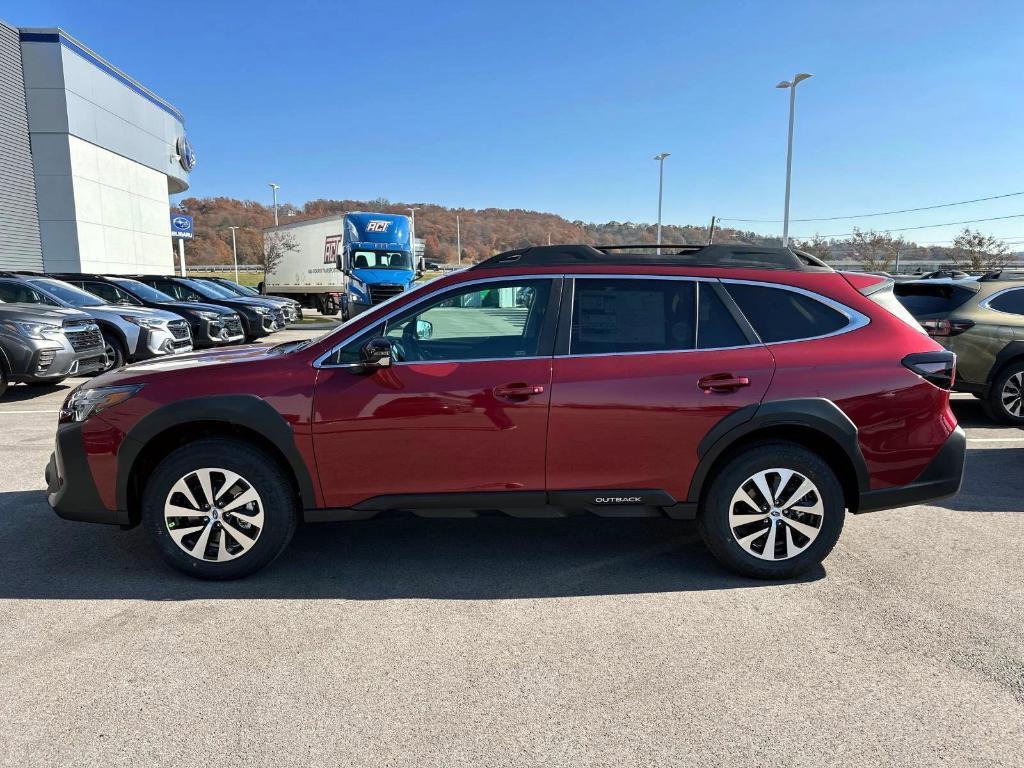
[
  {"xmin": 471, "ymin": 243, "xmax": 832, "ymax": 272},
  {"xmin": 978, "ymin": 270, "xmax": 1024, "ymax": 282}
]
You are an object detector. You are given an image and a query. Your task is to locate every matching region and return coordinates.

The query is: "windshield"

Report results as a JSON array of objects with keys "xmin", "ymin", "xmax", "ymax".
[
  {"xmin": 110, "ymin": 277, "xmax": 175, "ymax": 303},
  {"xmin": 29, "ymin": 278, "xmax": 107, "ymax": 307},
  {"xmin": 180, "ymin": 278, "xmax": 235, "ymax": 299},
  {"xmin": 351, "ymin": 250, "xmax": 413, "ymax": 270},
  {"xmin": 216, "ymin": 280, "xmax": 257, "ymax": 297}
]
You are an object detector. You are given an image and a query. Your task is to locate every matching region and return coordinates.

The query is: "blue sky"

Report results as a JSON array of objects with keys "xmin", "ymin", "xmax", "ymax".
[{"xmin": 9, "ymin": 0, "xmax": 1024, "ymax": 244}]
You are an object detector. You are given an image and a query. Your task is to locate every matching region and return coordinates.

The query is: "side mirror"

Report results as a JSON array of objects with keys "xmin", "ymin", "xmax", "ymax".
[
  {"xmin": 360, "ymin": 338, "xmax": 392, "ymax": 368},
  {"xmin": 415, "ymin": 319, "xmax": 433, "ymax": 340}
]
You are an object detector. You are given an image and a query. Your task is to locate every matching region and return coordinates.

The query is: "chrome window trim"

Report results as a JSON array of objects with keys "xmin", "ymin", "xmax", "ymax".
[
  {"xmin": 978, "ymin": 286, "xmax": 1024, "ymax": 316},
  {"xmin": 313, "ymin": 274, "xmax": 558, "ymax": 368},
  {"xmin": 314, "ymin": 272, "xmax": 870, "ymax": 367}
]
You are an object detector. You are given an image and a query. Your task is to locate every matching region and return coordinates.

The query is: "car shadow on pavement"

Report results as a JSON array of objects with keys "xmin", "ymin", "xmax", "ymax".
[
  {"xmin": 1, "ymin": 382, "xmax": 74, "ymax": 403},
  {"xmin": 933, "ymin": 445, "xmax": 1024, "ymax": 514},
  {"xmin": 0, "ymin": 490, "xmax": 822, "ymax": 600}
]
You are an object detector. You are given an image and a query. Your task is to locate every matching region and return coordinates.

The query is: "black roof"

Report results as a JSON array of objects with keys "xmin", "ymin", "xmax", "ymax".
[{"xmin": 471, "ymin": 244, "xmax": 832, "ymax": 272}]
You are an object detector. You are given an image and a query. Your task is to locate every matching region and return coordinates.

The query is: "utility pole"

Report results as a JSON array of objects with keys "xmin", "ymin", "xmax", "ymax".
[
  {"xmin": 269, "ymin": 183, "xmax": 280, "ymax": 226},
  {"xmin": 653, "ymin": 152, "xmax": 670, "ymax": 254},
  {"xmin": 229, "ymin": 226, "xmax": 240, "ymax": 283},
  {"xmin": 775, "ymin": 73, "xmax": 813, "ymax": 247},
  {"xmin": 707, "ymin": 216, "xmax": 717, "ymax": 245},
  {"xmin": 456, "ymin": 214, "xmax": 462, "ymax": 266}
]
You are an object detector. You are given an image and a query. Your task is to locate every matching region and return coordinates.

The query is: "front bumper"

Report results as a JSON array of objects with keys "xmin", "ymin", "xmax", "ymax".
[
  {"xmin": 46, "ymin": 423, "xmax": 120, "ymax": 526},
  {"xmin": 856, "ymin": 426, "xmax": 966, "ymax": 513},
  {"xmin": 136, "ymin": 327, "xmax": 193, "ymax": 360}
]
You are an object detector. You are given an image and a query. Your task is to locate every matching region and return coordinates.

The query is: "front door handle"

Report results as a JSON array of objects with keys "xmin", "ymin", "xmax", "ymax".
[
  {"xmin": 698, "ymin": 373, "xmax": 751, "ymax": 393},
  {"xmin": 493, "ymin": 383, "xmax": 546, "ymax": 401}
]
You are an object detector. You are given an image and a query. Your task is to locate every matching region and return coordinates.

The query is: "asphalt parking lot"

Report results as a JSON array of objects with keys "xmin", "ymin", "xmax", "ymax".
[{"xmin": 1, "ymin": 331, "xmax": 1022, "ymax": 767}]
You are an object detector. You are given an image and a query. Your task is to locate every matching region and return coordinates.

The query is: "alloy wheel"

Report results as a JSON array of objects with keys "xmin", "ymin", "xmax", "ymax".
[
  {"xmin": 163, "ymin": 468, "xmax": 265, "ymax": 562},
  {"xmin": 728, "ymin": 468, "xmax": 824, "ymax": 561},
  {"xmin": 1001, "ymin": 372, "xmax": 1023, "ymax": 417}
]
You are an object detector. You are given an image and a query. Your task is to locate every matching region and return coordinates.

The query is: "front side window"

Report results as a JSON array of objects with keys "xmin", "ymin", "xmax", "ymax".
[
  {"xmin": 725, "ymin": 283, "xmax": 849, "ymax": 343},
  {"xmin": 328, "ymin": 279, "xmax": 553, "ymax": 365},
  {"xmin": 987, "ymin": 289, "xmax": 1024, "ymax": 315},
  {"xmin": 0, "ymin": 281, "xmax": 55, "ymax": 305},
  {"xmin": 81, "ymin": 281, "xmax": 140, "ymax": 305},
  {"xmin": 570, "ymin": 278, "xmax": 696, "ymax": 355}
]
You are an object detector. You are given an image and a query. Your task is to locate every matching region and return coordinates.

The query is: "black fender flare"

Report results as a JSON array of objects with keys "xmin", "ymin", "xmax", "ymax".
[
  {"xmin": 686, "ymin": 397, "xmax": 870, "ymax": 504},
  {"xmin": 116, "ymin": 394, "xmax": 317, "ymax": 514},
  {"xmin": 985, "ymin": 341, "xmax": 1024, "ymax": 395},
  {"xmin": 94, "ymin": 319, "xmax": 130, "ymax": 355}
]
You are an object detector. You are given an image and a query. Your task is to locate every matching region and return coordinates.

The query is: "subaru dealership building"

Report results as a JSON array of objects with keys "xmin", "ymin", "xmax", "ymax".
[{"xmin": 0, "ymin": 19, "xmax": 191, "ymax": 274}]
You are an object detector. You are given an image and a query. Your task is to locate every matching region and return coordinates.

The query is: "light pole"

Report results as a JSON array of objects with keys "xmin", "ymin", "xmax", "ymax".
[
  {"xmin": 269, "ymin": 183, "xmax": 280, "ymax": 226},
  {"xmin": 653, "ymin": 152, "xmax": 670, "ymax": 254},
  {"xmin": 456, "ymin": 214, "xmax": 462, "ymax": 266},
  {"xmin": 407, "ymin": 207, "xmax": 420, "ymax": 268},
  {"xmin": 228, "ymin": 226, "xmax": 240, "ymax": 283},
  {"xmin": 775, "ymin": 73, "xmax": 813, "ymax": 247}
]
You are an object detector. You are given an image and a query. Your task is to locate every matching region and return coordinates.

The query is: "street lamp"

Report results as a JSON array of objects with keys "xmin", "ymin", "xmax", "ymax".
[
  {"xmin": 653, "ymin": 153, "xmax": 670, "ymax": 254},
  {"xmin": 269, "ymin": 183, "xmax": 280, "ymax": 226},
  {"xmin": 228, "ymin": 226, "xmax": 240, "ymax": 283},
  {"xmin": 775, "ymin": 73, "xmax": 813, "ymax": 247},
  {"xmin": 407, "ymin": 207, "xmax": 420, "ymax": 268}
]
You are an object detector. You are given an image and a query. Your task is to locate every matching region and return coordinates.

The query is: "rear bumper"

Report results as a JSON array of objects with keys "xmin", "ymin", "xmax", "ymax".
[
  {"xmin": 856, "ymin": 426, "xmax": 966, "ymax": 513},
  {"xmin": 46, "ymin": 423, "xmax": 120, "ymax": 526}
]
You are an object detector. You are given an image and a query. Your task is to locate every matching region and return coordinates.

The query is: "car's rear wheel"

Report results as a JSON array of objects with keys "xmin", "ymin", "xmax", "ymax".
[
  {"xmin": 141, "ymin": 438, "xmax": 297, "ymax": 579},
  {"xmin": 986, "ymin": 362, "xmax": 1024, "ymax": 425},
  {"xmin": 698, "ymin": 441, "xmax": 845, "ymax": 579}
]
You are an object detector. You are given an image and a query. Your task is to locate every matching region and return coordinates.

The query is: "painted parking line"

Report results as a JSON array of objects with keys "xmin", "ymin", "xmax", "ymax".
[
  {"xmin": 0, "ymin": 410, "xmax": 60, "ymax": 414},
  {"xmin": 967, "ymin": 437, "xmax": 1024, "ymax": 442}
]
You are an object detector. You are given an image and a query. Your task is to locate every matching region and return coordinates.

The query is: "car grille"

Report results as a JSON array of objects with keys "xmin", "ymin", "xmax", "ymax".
[
  {"xmin": 224, "ymin": 315, "xmax": 243, "ymax": 336},
  {"xmin": 369, "ymin": 284, "xmax": 404, "ymax": 304},
  {"xmin": 63, "ymin": 321, "xmax": 103, "ymax": 352},
  {"xmin": 168, "ymin": 319, "xmax": 190, "ymax": 341}
]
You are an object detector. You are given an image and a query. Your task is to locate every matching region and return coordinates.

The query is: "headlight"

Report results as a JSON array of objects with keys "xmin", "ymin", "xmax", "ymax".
[
  {"xmin": 120, "ymin": 315, "xmax": 165, "ymax": 329},
  {"xmin": 349, "ymin": 278, "xmax": 367, "ymax": 297},
  {"xmin": 196, "ymin": 311, "xmax": 222, "ymax": 322},
  {"xmin": 0, "ymin": 320, "xmax": 64, "ymax": 340},
  {"xmin": 59, "ymin": 384, "xmax": 143, "ymax": 424},
  {"xmin": 252, "ymin": 306, "xmax": 270, "ymax": 315}
]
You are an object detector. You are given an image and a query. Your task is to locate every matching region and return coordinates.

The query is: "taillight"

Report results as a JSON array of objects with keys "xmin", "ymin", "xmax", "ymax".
[
  {"xmin": 902, "ymin": 351, "xmax": 956, "ymax": 390},
  {"xmin": 920, "ymin": 319, "xmax": 974, "ymax": 337}
]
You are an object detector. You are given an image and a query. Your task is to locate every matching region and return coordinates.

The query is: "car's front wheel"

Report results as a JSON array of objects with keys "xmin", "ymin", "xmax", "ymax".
[
  {"xmin": 141, "ymin": 438, "xmax": 297, "ymax": 579},
  {"xmin": 698, "ymin": 441, "xmax": 845, "ymax": 580},
  {"xmin": 985, "ymin": 361, "xmax": 1024, "ymax": 425}
]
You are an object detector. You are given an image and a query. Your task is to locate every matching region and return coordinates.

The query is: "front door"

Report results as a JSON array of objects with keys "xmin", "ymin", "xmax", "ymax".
[
  {"xmin": 312, "ymin": 277, "xmax": 561, "ymax": 509},
  {"xmin": 545, "ymin": 276, "xmax": 776, "ymax": 502}
]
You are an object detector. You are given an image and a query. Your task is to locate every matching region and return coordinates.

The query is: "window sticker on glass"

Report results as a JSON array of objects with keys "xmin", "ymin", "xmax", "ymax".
[{"xmin": 577, "ymin": 289, "xmax": 666, "ymax": 345}]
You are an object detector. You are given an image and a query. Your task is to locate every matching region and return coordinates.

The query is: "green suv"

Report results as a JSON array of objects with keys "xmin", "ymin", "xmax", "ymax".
[{"xmin": 895, "ymin": 276, "xmax": 1024, "ymax": 423}]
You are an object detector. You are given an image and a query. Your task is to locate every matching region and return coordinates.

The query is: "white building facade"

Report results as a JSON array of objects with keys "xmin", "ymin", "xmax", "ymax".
[{"xmin": 0, "ymin": 20, "xmax": 191, "ymax": 274}]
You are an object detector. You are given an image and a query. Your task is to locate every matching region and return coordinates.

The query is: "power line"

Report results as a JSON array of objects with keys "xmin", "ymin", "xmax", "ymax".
[
  {"xmin": 720, "ymin": 190, "xmax": 1024, "ymax": 224},
  {"xmin": 792, "ymin": 212, "xmax": 1024, "ymax": 240}
]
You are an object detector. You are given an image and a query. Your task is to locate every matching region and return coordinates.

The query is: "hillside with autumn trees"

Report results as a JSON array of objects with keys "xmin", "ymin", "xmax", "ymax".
[{"xmin": 171, "ymin": 196, "xmax": 1017, "ymax": 272}]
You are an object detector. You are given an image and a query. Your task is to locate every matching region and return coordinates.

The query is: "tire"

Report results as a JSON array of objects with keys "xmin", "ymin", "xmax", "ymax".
[
  {"xmin": 985, "ymin": 361, "xmax": 1024, "ymax": 425},
  {"xmin": 698, "ymin": 441, "xmax": 845, "ymax": 580},
  {"xmin": 102, "ymin": 334, "xmax": 126, "ymax": 371},
  {"xmin": 141, "ymin": 438, "xmax": 298, "ymax": 579},
  {"xmin": 0, "ymin": 367, "xmax": 7, "ymax": 398}
]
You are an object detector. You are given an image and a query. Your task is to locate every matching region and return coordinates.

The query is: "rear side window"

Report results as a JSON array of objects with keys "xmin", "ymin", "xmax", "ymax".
[
  {"xmin": 893, "ymin": 283, "xmax": 976, "ymax": 316},
  {"xmin": 570, "ymin": 278, "xmax": 695, "ymax": 355},
  {"xmin": 987, "ymin": 289, "xmax": 1024, "ymax": 315},
  {"xmin": 725, "ymin": 283, "xmax": 849, "ymax": 343},
  {"xmin": 697, "ymin": 284, "xmax": 749, "ymax": 349}
]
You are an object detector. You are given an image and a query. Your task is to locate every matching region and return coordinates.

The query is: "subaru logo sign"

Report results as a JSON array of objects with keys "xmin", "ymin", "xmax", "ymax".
[
  {"xmin": 176, "ymin": 136, "xmax": 196, "ymax": 172},
  {"xmin": 170, "ymin": 214, "xmax": 194, "ymax": 239}
]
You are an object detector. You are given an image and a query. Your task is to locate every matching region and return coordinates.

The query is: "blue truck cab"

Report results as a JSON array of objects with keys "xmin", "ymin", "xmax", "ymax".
[{"xmin": 337, "ymin": 212, "xmax": 421, "ymax": 318}]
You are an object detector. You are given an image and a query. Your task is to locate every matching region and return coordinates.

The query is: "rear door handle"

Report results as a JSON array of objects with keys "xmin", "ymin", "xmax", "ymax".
[
  {"xmin": 698, "ymin": 374, "xmax": 751, "ymax": 393},
  {"xmin": 493, "ymin": 383, "xmax": 546, "ymax": 400}
]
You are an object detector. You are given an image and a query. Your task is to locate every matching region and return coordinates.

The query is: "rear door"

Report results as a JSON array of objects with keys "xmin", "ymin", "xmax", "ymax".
[{"xmin": 545, "ymin": 276, "xmax": 775, "ymax": 504}]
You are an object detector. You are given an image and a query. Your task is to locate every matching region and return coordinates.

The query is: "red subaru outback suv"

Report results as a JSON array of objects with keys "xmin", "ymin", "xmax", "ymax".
[{"xmin": 46, "ymin": 245, "xmax": 965, "ymax": 580}]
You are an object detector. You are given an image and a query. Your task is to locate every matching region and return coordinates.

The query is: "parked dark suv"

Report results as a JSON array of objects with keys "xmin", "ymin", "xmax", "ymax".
[
  {"xmin": 132, "ymin": 276, "xmax": 285, "ymax": 341},
  {"xmin": 53, "ymin": 274, "xmax": 245, "ymax": 349},
  {"xmin": 46, "ymin": 245, "xmax": 965, "ymax": 580}
]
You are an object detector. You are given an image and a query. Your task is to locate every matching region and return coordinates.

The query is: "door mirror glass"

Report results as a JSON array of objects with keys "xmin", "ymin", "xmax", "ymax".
[
  {"xmin": 360, "ymin": 338, "xmax": 392, "ymax": 368},
  {"xmin": 415, "ymin": 319, "xmax": 433, "ymax": 340}
]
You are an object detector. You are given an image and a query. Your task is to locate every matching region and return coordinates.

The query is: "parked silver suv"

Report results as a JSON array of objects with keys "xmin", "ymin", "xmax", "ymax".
[
  {"xmin": 0, "ymin": 274, "xmax": 192, "ymax": 370},
  {"xmin": 0, "ymin": 303, "xmax": 107, "ymax": 396}
]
